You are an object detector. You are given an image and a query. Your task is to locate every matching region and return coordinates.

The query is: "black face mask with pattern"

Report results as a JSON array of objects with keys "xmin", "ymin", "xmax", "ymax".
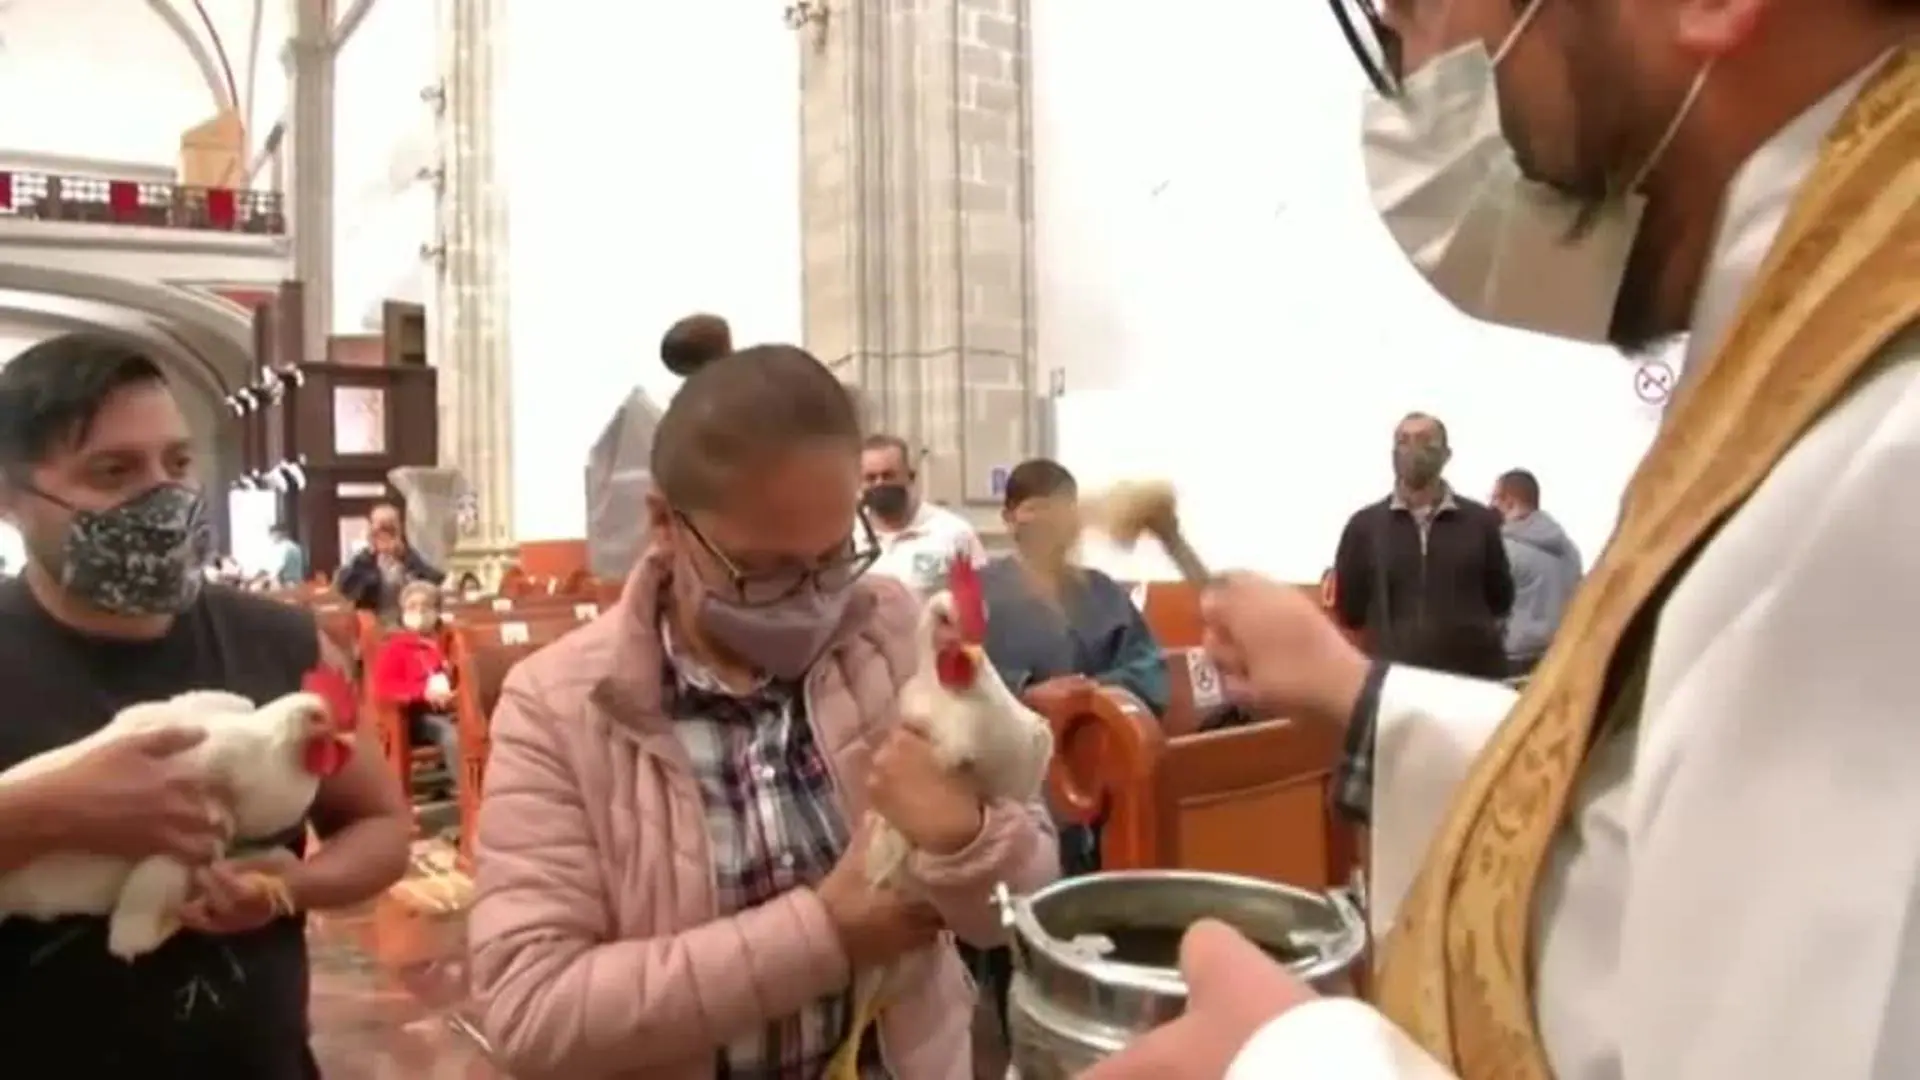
[{"xmin": 41, "ymin": 483, "xmax": 214, "ymax": 615}]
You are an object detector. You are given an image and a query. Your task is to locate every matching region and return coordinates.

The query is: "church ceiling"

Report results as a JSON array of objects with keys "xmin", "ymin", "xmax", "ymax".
[{"xmin": 0, "ymin": 0, "xmax": 289, "ymax": 164}]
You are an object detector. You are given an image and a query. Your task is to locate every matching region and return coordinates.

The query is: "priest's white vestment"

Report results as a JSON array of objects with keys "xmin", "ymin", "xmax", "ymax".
[{"xmin": 1225, "ymin": 58, "xmax": 1920, "ymax": 1080}]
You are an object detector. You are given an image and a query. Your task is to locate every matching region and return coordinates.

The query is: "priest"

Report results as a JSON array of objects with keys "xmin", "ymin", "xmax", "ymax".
[{"xmin": 1086, "ymin": 0, "xmax": 1920, "ymax": 1077}]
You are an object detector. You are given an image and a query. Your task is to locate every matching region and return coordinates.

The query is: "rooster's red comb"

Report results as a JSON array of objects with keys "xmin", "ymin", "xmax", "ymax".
[
  {"xmin": 303, "ymin": 667, "xmax": 357, "ymax": 732},
  {"xmin": 947, "ymin": 551, "xmax": 987, "ymax": 641}
]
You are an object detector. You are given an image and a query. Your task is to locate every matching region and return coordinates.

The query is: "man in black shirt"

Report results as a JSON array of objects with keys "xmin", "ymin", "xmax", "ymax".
[
  {"xmin": 0, "ymin": 334, "xmax": 411, "ymax": 1078},
  {"xmin": 1332, "ymin": 412, "xmax": 1514, "ymax": 679}
]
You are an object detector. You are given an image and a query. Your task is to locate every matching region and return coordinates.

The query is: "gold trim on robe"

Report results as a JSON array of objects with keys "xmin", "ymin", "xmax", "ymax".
[{"xmin": 1374, "ymin": 47, "xmax": 1920, "ymax": 1077}]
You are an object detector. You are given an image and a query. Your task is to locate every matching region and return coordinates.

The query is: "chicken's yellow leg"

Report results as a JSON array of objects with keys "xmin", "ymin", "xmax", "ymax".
[
  {"xmin": 824, "ymin": 978, "xmax": 885, "ymax": 1080},
  {"xmin": 233, "ymin": 873, "xmax": 299, "ymax": 917}
]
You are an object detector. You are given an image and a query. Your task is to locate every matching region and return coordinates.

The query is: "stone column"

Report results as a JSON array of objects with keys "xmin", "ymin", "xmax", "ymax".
[
  {"xmin": 801, "ymin": 0, "xmax": 1040, "ymax": 532},
  {"xmin": 285, "ymin": 0, "xmax": 334, "ymax": 364},
  {"xmin": 430, "ymin": 0, "xmax": 516, "ymax": 580}
]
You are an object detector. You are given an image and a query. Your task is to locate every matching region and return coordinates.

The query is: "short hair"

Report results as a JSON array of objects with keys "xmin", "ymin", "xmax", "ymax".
[
  {"xmin": 660, "ymin": 314, "xmax": 734, "ymax": 377},
  {"xmin": 862, "ymin": 433, "xmax": 913, "ymax": 470},
  {"xmin": 369, "ymin": 503, "xmax": 402, "ymax": 528},
  {"xmin": 650, "ymin": 344, "xmax": 863, "ymax": 510},
  {"xmin": 1397, "ymin": 411, "xmax": 1449, "ymax": 446},
  {"xmin": 1003, "ymin": 458, "xmax": 1078, "ymax": 510},
  {"xmin": 399, "ymin": 580, "xmax": 441, "ymax": 609},
  {"xmin": 0, "ymin": 334, "xmax": 167, "ymax": 473},
  {"xmin": 1495, "ymin": 468, "xmax": 1541, "ymax": 508}
]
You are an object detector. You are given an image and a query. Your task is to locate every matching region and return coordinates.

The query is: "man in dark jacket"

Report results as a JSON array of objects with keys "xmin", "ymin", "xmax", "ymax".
[
  {"xmin": 334, "ymin": 503, "xmax": 445, "ymax": 620},
  {"xmin": 1333, "ymin": 412, "xmax": 1514, "ymax": 679},
  {"xmin": 1491, "ymin": 468, "xmax": 1584, "ymax": 676}
]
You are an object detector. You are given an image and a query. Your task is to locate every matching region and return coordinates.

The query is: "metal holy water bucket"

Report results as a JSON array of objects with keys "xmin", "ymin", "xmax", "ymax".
[{"xmin": 993, "ymin": 870, "xmax": 1367, "ymax": 1079}]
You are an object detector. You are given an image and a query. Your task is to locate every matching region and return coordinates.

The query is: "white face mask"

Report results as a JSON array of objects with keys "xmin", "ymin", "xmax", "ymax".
[
  {"xmin": 1360, "ymin": 2, "xmax": 1703, "ymax": 344},
  {"xmin": 401, "ymin": 610, "xmax": 430, "ymax": 632}
]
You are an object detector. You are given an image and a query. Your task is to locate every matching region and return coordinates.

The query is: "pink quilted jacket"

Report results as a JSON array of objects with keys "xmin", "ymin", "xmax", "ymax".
[{"xmin": 467, "ymin": 552, "xmax": 1060, "ymax": 1080}]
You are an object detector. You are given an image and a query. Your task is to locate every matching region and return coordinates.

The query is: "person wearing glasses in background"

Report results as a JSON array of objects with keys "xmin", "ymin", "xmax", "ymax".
[
  {"xmin": 466, "ymin": 342, "xmax": 1058, "ymax": 1080},
  {"xmin": 1085, "ymin": 0, "xmax": 1920, "ymax": 1078}
]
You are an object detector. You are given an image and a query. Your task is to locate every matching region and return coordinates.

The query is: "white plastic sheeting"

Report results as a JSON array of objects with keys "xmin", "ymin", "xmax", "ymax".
[{"xmin": 583, "ymin": 387, "xmax": 663, "ymax": 581}]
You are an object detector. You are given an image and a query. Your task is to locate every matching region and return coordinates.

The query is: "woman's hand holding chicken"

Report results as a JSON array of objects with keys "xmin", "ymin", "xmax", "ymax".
[
  {"xmin": 816, "ymin": 816, "xmax": 947, "ymax": 971},
  {"xmin": 868, "ymin": 723, "xmax": 987, "ymax": 856}
]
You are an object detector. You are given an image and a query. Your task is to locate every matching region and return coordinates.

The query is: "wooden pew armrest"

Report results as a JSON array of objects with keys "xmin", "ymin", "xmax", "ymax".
[{"xmin": 1025, "ymin": 683, "xmax": 1166, "ymax": 827}]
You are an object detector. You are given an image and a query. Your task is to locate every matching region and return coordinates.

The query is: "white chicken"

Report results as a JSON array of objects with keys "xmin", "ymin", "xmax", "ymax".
[
  {"xmin": 826, "ymin": 555, "xmax": 1055, "ymax": 1080},
  {"xmin": 0, "ymin": 687, "xmax": 356, "ymax": 960}
]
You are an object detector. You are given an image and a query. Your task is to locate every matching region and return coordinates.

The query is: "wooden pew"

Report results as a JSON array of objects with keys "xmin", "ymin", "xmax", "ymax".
[
  {"xmin": 313, "ymin": 599, "xmax": 358, "ymax": 662},
  {"xmin": 440, "ymin": 592, "xmax": 604, "ymax": 626},
  {"xmin": 1160, "ymin": 647, "xmax": 1228, "ymax": 737},
  {"xmin": 1135, "ymin": 581, "xmax": 1203, "ymax": 649},
  {"xmin": 365, "ymin": 603, "xmax": 601, "ymax": 827},
  {"xmin": 1128, "ymin": 579, "xmax": 1340, "ymax": 651},
  {"xmin": 445, "ymin": 614, "xmax": 595, "ymax": 860},
  {"xmin": 1030, "ymin": 681, "xmax": 1358, "ymax": 892},
  {"xmin": 499, "ymin": 566, "xmax": 601, "ymax": 600},
  {"xmin": 1139, "ymin": 581, "xmax": 1335, "ymax": 736}
]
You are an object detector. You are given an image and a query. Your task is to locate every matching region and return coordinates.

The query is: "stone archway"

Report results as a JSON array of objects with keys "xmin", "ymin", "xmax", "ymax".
[{"xmin": 0, "ymin": 263, "xmax": 255, "ymax": 392}]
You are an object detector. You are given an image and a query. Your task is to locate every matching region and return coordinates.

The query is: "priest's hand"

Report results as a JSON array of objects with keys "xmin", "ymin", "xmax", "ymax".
[
  {"xmin": 1202, "ymin": 571, "xmax": 1370, "ymax": 726},
  {"xmin": 1081, "ymin": 920, "xmax": 1319, "ymax": 1080}
]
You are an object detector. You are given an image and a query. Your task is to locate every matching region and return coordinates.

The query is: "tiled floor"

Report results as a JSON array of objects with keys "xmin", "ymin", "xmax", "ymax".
[
  {"xmin": 307, "ymin": 838, "xmax": 501, "ymax": 1078},
  {"xmin": 304, "ymin": 837, "xmax": 1017, "ymax": 1079},
  {"xmin": 309, "ymin": 912, "xmax": 498, "ymax": 1078}
]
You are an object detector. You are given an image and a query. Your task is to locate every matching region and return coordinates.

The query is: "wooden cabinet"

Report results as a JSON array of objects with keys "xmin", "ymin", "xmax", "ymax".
[{"xmin": 247, "ymin": 290, "xmax": 438, "ymax": 573}]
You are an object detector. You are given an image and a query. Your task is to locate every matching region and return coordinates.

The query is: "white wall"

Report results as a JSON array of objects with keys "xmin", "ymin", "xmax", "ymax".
[
  {"xmin": 1033, "ymin": 0, "xmax": 1675, "ymax": 582},
  {"xmin": 503, "ymin": 3, "xmax": 803, "ymax": 540},
  {"xmin": 232, "ymin": 0, "xmax": 291, "ymax": 167},
  {"xmin": 0, "ymin": 325, "xmax": 51, "ymax": 573},
  {"xmin": 0, "ymin": 0, "xmax": 284, "ymax": 173},
  {"xmin": 330, "ymin": 0, "xmax": 438, "ymax": 333},
  {"xmin": 0, "ymin": 0, "xmax": 216, "ymax": 166}
]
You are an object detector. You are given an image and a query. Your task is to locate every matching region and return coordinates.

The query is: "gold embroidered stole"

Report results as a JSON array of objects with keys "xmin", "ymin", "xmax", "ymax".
[{"xmin": 1373, "ymin": 48, "xmax": 1920, "ymax": 1077}]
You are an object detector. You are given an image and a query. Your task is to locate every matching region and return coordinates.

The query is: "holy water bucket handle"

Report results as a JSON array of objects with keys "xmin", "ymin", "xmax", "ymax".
[
  {"xmin": 1329, "ymin": 885, "xmax": 1365, "ymax": 929},
  {"xmin": 992, "ymin": 882, "xmax": 1017, "ymax": 930},
  {"xmin": 992, "ymin": 882, "xmax": 1036, "ymax": 974}
]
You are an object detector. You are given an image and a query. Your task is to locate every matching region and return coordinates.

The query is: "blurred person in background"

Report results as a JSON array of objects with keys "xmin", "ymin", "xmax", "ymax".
[
  {"xmin": 1490, "ymin": 468, "xmax": 1583, "ymax": 678},
  {"xmin": 862, "ymin": 433, "xmax": 987, "ymax": 600},
  {"xmin": 334, "ymin": 503, "xmax": 445, "ymax": 622},
  {"xmin": 266, "ymin": 524, "xmax": 307, "ymax": 587}
]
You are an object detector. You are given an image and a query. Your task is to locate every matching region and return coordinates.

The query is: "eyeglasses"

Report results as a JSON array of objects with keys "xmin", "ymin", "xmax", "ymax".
[
  {"xmin": 1329, "ymin": 0, "xmax": 1402, "ymax": 97},
  {"xmin": 676, "ymin": 510, "xmax": 882, "ymax": 607}
]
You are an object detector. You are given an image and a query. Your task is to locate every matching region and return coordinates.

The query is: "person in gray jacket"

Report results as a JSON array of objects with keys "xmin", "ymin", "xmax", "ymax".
[{"xmin": 1491, "ymin": 468, "xmax": 1584, "ymax": 677}]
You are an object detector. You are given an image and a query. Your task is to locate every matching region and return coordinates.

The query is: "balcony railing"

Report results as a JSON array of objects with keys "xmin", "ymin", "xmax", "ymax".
[{"xmin": 0, "ymin": 170, "xmax": 285, "ymax": 235}]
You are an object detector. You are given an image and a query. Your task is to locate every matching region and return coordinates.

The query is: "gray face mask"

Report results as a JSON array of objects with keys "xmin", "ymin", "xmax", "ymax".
[
  {"xmin": 42, "ymin": 483, "xmax": 213, "ymax": 615},
  {"xmin": 1393, "ymin": 445, "xmax": 1447, "ymax": 488},
  {"xmin": 696, "ymin": 586, "xmax": 854, "ymax": 680}
]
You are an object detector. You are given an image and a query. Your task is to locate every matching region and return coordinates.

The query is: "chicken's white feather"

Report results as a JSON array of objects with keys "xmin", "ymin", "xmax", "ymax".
[
  {"xmin": 832, "ymin": 587, "xmax": 1055, "ymax": 1078},
  {"xmin": 0, "ymin": 690, "xmax": 336, "ymax": 960}
]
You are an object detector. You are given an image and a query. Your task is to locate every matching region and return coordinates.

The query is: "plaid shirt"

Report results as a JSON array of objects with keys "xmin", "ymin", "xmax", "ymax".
[
  {"xmin": 664, "ymin": 628, "xmax": 891, "ymax": 1080},
  {"xmin": 1331, "ymin": 659, "xmax": 1390, "ymax": 825}
]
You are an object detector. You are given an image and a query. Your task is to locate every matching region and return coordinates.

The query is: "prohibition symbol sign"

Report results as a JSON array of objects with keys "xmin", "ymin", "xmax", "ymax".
[{"xmin": 1633, "ymin": 359, "xmax": 1675, "ymax": 405}]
